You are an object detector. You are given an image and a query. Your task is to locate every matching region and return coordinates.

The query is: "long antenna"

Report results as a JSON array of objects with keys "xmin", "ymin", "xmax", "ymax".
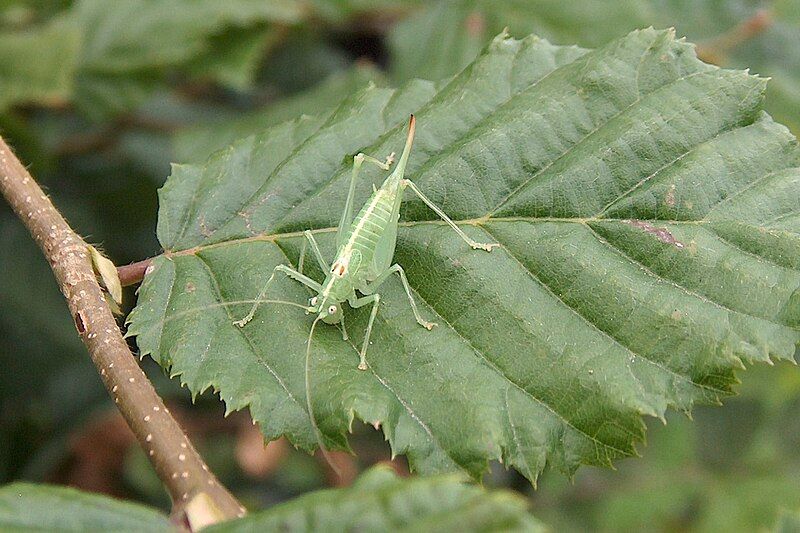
[
  {"xmin": 305, "ymin": 316, "xmax": 343, "ymax": 480},
  {"xmin": 249, "ymin": 298, "xmax": 313, "ymax": 311}
]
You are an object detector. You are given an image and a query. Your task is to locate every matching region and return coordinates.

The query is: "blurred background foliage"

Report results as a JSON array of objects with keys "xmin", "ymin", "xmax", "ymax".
[{"xmin": 1, "ymin": 0, "xmax": 799, "ymax": 530}]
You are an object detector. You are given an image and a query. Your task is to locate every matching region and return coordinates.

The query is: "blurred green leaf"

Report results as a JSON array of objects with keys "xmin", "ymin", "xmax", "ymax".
[
  {"xmin": 0, "ymin": 15, "xmax": 80, "ymax": 111},
  {"xmin": 307, "ymin": 0, "xmax": 420, "ymax": 23},
  {"xmin": 69, "ymin": 0, "xmax": 306, "ymax": 118},
  {"xmin": 0, "ymin": 482, "xmax": 171, "ymax": 532},
  {"xmin": 73, "ymin": 0, "xmax": 302, "ymax": 72},
  {"xmin": 775, "ymin": 509, "xmax": 800, "ymax": 533},
  {"xmin": 174, "ymin": 64, "xmax": 387, "ymax": 162},
  {"xmin": 721, "ymin": 7, "xmax": 800, "ymax": 134},
  {"xmin": 130, "ymin": 29, "xmax": 799, "ymax": 485},
  {"xmin": 0, "ymin": 0, "xmax": 311, "ymax": 118},
  {"xmin": 388, "ymin": 0, "xmax": 654, "ymax": 82},
  {"xmin": 0, "ymin": 0, "xmax": 431, "ymax": 119},
  {"xmin": 184, "ymin": 25, "xmax": 280, "ymax": 91},
  {"xmin": 530, "ymin": 360, "xmax": 800, "ymax": 532},
  {"xmin": 208, "ymin": 466, "xmax": 543, "ymax": 532},
  {"xmin": 389, "ymin": 0, "xmax": 800, "ymax": 133}
]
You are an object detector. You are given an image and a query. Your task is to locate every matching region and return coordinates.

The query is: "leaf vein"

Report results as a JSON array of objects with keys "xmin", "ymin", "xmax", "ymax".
[
  {"xmin": 193, "ymin": 254, "xmax": 306, "ymax": 416},
  {"xmin": 705, "ymin": 168, "xmax": 786, "ymax": 217},
  {"xmin": 584, "ymin": 222, "xmax": 798, "ymax": 326},
  {"xmin": 391, "ymin": 260, "xmax": 634, "ymax": 457},
  {"xmin": 706, "ymin": 225, "xmax": 800, "ymax": 274},
  {"xmin": 368, "ymin": 367, "xmax": 463, "ymax": 472},
  {"xmin": 482, "ymin": 223, "xmax": 728, "ymax": 397},
  {"xmin": 489, "ymin": 70, "xmax": 708, "ymax": 215}
]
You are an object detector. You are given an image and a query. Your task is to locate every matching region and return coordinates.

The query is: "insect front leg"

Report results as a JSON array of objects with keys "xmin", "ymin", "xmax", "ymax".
[
  {"xmin": 401, "ymin": 179, "xmax": 499, "ymax": 252},
  {"xmin": 347, "ymin": 293, "xmax": 381, "ymax": 370},
  {"xmin": 362, "ymin": 264, "xmax": 437, "ymax": 330},
  {"xmin": 300, "ymin": 230, "xmax": 328, "ymax": 275},
  {"xmin": 233, "ymin": 264, "xmax": 321, "ymax": 328}
]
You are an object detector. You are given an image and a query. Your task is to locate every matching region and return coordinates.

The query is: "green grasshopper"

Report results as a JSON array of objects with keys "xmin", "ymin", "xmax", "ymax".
[{"xmin": 233, "ymin": 115, "xmax": 498, "ymax": 371}]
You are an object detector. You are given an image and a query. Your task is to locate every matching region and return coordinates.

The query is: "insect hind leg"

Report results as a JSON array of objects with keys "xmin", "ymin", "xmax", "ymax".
[
  {"xmin": 362, "ymin": 264, "xmax": 436, "ymax": 330},
  {"xmin": 401, "ymin": 179, "xmax": 499, "ymax": 252},
  {"xmin": 233, "ymin": 264, "xmax": 320, "ymax": 327}
]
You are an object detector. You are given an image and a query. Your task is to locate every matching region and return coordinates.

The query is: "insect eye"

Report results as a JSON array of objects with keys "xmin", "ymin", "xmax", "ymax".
[
  {"xmin": 309, "ymin": 296, "xmax": 318, "ymax": 306},
  {"xmin": 328, "ymin": 305, "xmax": 337, "ymax": 314}
]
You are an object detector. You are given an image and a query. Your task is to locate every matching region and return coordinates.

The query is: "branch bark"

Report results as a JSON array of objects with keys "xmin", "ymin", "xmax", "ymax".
[{"xmin": 0, "ymin": 137, "xmax": 245, "ymax": 528}]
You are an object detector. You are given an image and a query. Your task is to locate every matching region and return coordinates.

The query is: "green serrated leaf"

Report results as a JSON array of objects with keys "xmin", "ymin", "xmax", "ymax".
[
  {"xmin": 128, "ymin": 29, "xmax": 800, "ymax": 483},
  {"xmin": 0, "ymin": 483, "xmax": 171, "ymax": 532},
  {"xmin": 207, "ymin": 466, "xmax": 543, "ymax": 532}
]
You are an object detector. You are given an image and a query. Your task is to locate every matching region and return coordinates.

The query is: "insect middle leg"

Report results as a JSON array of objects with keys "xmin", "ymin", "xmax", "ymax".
[
  {"xmin": 233, "ymin": 264, "xmax": 320, "ymax": 328},
  {"xmin": 401, "ymin": 179, "xmax": 499, "ymax": 252},
  {"xmin": 361, "ymin": 264, "xmax": 437, "ymax": 331},
  {"xmin": 347, "ymin": 293, "xmax": 381, "ymax": 370}
]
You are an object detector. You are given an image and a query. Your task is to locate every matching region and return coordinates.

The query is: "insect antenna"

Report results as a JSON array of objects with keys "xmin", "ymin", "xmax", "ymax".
[
  {"xmin": 233, "ymin": 296, "xmax": 314, "ymax": 328},
  {"xmin": 251, "ymin": 298, "xmax": 313, "ymax": 311},
  {"xmin": 305, "ymin": 315, "xmax": 344, "ymax": 481}
]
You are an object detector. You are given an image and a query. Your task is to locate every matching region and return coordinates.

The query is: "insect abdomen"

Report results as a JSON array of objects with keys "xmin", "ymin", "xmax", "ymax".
[{"xmin": 346, "ymin": 190, "xmax": 395, "ymax": 264}]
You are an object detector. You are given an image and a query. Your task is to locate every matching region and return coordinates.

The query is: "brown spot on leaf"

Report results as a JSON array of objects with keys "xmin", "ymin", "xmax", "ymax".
[
  {"xmin": 665, "ymin": 184, "xmax": 676, "ymax": 207},
  {"xmin": 626, "ymin": 220, "xmax": 685, "ymax": 248},
  {"xmin": 198, "ymin": 217, "xmax": 213, "ymax": 238},
  {"xmin": 185, "ymin": 281, "xmax": 195, "ymax": 293}
]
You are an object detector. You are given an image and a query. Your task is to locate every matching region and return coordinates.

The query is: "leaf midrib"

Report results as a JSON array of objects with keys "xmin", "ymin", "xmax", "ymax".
[
  {"xmin": 166, "ymin": 211, "xmax": 799, "ymax": 329},
  {"xmin": 165, "ymin": 206, "xmax": 800, "ymax": 462},
  {"xmin": 166, "ymin": 216, "xmax": 711, "ymax": 256}
]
